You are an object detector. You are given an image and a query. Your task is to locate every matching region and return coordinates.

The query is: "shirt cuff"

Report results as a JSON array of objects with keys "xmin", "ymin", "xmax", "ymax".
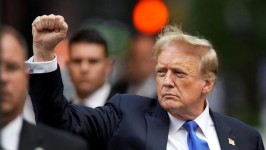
[{"xmin": 25, "ymin": 55, "xmax": 58, "ymax": 74}]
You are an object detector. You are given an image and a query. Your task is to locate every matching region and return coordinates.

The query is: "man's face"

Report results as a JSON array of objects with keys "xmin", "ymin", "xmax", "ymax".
[
  {"xmin": 156, "ymin": 41, "xmax": 213, "ymax": 120},
  {"xmin": 0, "ymin": 33, "xmax": 28, "ymax": 120},
  {"xmin": 67, "ymin": 42, "xmax": 112, "ymax": 99}
]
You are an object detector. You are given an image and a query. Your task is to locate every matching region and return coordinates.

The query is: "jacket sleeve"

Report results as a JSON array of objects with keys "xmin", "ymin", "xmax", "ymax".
[
  {"xmin": 29, "ymin": 66, "xmax": 122, "ymax": 144},
  {"xmin": 256, "ymin": 130, "xmax": 265, "ymax": 150}
]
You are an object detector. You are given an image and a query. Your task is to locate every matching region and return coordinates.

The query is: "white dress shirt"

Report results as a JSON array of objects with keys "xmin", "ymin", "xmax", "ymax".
[
  {"xmin": 0, "ymin": 115, "xmax": 23, "ymax": 150},
  {"xmin": 23, "ymin": 95, "xmax": 36, "ymax": 124},
  {"xmin": 167, "ymin": 102, "xmax": 221, "ymax": 150},
  {"xmin": 25, "ymin": 56, "xmax": 57, "ymax": 73},
  {"xmin": 73, "ymin": 83, "xmax": 111, "ymax": 108}
]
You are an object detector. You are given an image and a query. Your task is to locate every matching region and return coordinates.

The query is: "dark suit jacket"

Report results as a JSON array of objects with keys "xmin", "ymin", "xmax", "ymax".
[
  {"xmin": 29, "ymin": 68, "xmax": 265, "ymax": 150},
  {"xmin": 18, "ymin": 120, "xmax": 88, "ymax": 150}
]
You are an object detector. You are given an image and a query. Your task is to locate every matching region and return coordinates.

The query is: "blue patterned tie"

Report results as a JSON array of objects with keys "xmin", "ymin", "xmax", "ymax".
[{"xmin": 182, "ymin": 121, "xmax": 210, "ymax": 150}]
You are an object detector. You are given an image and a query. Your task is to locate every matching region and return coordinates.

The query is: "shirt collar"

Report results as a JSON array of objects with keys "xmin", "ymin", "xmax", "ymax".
[
  {"xmin": 168, "ymin": 100, "xmax": 213, "ymax": 137},
  {"xmin": 73, "ymin": 82, "xmax": 111, "ymax": 108},
  {"xmin": 168, "ymin": 113, "xmax": 185, "ymax": 134},
  {"xmin": 0, "ymin": 115, "xmax": 23, "ymax": 150},
  {"xmin": 194, "ymin": 100, "xmax": 213, "ymax": 137}
]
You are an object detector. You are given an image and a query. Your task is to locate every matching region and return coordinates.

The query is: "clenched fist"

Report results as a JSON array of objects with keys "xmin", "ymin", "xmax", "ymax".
[{"xmin": 32, "ymin": 14, "xmax": 68, "ymax": 62}]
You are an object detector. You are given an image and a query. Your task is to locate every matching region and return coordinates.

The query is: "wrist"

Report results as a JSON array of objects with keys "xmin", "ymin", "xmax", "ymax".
[
  {"xmin": 33, "ymin": 43, "xmax": 55, "ymax": 62},
  {"xmin": 33, "ymin": 53, "xmax": 55, "ymax": 62}
]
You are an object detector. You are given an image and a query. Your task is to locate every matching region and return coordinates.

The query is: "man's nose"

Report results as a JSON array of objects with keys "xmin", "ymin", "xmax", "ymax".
[
  {"xmin": 163, "ymin": 71, "xmax": 175, "ymax": 87},
  {"xmin": 80, "ymin": 61, "xmax": 90, "ymax": 72},
  {"xmin": 0, "ymin": 66, "xmax": 8, "ymax": 83}
]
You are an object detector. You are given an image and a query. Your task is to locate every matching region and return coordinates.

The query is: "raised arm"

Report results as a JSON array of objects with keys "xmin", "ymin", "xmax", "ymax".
[{"xmin": 29, "ymin": 15, "xmax": 121, "ymax": 147}]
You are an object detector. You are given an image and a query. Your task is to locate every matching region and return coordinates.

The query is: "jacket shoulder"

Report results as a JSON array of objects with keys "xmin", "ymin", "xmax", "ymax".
[
  {"xmin": 21, "ymin": 121, "xmax": 88, "ymax": 150},
  {"xmin": 211, "ymin": 111, "xmax": 263, "ymax": 140}
]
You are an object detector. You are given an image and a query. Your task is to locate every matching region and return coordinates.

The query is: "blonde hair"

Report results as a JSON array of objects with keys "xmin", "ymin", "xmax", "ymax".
[{"xmin": 153, "ymin": 25, "xmax": 218, "ymax": 80}]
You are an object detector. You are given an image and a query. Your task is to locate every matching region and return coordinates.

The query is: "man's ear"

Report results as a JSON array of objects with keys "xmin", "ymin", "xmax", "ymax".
[
  {"xmin": 202, "ymin": 78, "xmax": 215, "ymax": 94},
  {"xmin": 66, "ymin": 60, "xmax": 70, "ymax": 71},
  {"xmin": 105, "ymin": 59, "xmax": 114, "ymax": 75}
]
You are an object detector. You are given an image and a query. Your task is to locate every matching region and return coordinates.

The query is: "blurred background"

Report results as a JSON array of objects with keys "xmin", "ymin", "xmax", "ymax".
[{"xmin": 1, "ymin": 0, "xmax": 266, "ymax": 142}]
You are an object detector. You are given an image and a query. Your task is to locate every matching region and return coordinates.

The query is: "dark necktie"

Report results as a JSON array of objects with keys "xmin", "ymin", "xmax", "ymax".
[{"xmin": 182, "ymin": 121, "xmax": 210, "ymax": 150}]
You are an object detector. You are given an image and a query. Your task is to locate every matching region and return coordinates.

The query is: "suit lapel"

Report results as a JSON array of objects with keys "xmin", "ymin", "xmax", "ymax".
[
  {"xmin": 18, "ymin": 120, "xmax": 44, "ymax": 150},
  {"xmin": 210, "ymin": 110, "xmax": 238, "ymax": 150},
  {"xmin": 145, "ymin": 102, "xmax": 169, "ymax": 150}
]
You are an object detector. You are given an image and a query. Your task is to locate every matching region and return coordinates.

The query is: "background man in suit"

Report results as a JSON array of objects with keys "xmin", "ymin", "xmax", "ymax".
[
  {"xmin": 112, "ymin": 33, "xmax": 157, "ymax": 98},
  {"xmin": 0, "ymin": 25, "xmax": 88, "ymax": 150},
  {"xmin": 28, "ymin": 14, "xmax": 264, "ymax": 150},
  {"xmin": 66, "ymin": 29, "xmax": 114, "ymax": 107}
]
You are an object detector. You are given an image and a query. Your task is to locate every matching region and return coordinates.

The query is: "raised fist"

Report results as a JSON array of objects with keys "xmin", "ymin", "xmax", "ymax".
[{"xmin": 32, "ymin": 14, "xmax": 68, "ymax": 62}]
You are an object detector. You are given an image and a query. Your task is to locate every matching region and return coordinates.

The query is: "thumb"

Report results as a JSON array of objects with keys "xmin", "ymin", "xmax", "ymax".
[
  {"xmin": 58, "ymin": 20, "xmax": 68, "ymax": 37},
  {"xmin": 60, "ymin": 21, "xmax": 68, "ymax": 33}
]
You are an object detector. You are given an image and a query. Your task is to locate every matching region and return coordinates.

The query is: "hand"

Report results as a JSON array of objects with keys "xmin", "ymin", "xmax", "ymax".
[{"xmin": 32, "ymin": 14, "xmax": 68, "ymax": 62}]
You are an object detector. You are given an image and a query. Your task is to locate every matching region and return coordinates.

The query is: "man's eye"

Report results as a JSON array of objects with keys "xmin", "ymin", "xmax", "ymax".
[
  {"xmin": 156, "ymin": 70, "xmax": 165, "ymax": 77},
  {"xmin": 88, "ymin": 59, "xmax": 100, "ymax": 64},
  {"xmin": 71, "ymin": 59, "xmax": 82, "ymax": 64},
  {"xmin": 175, "ymin": 71, "xmax": 186, "ymax": 78},
  {"xmin": 6, "ymin": 64, "xmax": 20, "ymax": 72}
]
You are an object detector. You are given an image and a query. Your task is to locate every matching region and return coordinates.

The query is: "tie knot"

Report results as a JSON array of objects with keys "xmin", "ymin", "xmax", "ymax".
[{"xmin": 182, "ymin": 120, "xmax": 198, "ymax": 131}]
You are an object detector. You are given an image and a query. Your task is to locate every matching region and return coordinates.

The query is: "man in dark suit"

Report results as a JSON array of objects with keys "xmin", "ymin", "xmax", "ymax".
[
  {"xmin": 28, "ymin": 14, "xmax": 265, "ymax": 150},
  {"xmin": 0, "ymin": 25, "xmax": 88, "ymax": 150},
  {"xmin": 112, "ymin": 33, "xmax": 157, "ymax": 99},
  {"xmin": 65, "ymin": 28, "xmax": 116, "ymax": 107}
]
